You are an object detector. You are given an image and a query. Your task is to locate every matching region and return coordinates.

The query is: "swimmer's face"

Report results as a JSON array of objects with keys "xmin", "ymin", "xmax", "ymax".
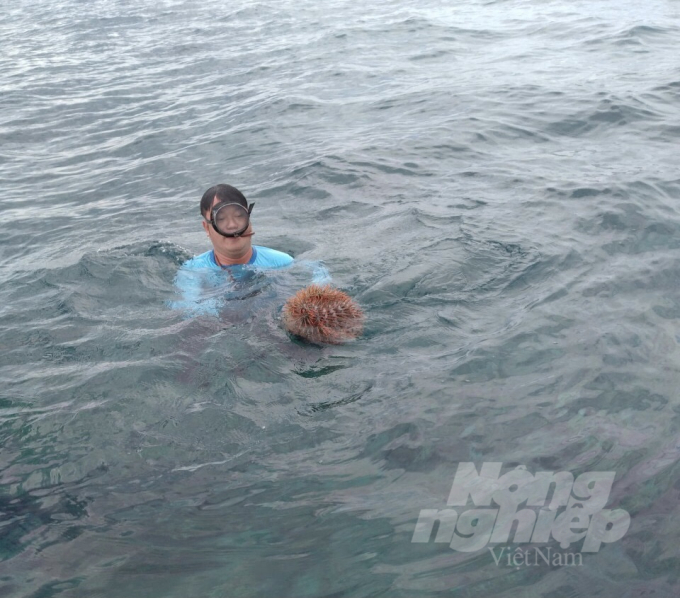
[{"xmin": 202, "ymin": 196, "xmax": 252, "ymax": 257}]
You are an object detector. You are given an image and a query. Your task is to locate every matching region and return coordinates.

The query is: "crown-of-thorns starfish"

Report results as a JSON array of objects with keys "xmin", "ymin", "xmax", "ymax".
[{"xmin": 282, "ymin": 284, "xmax": 364, "ymax": 344}]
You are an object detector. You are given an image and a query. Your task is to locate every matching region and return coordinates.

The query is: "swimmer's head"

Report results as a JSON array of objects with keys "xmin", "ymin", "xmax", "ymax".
[
  {"xmin": 200, "ymin": 184, "xmax": 255, "ymax": 265},
  {"xmin": 200, "ymin": 184, "xmax": 248, "ymax": 218}
]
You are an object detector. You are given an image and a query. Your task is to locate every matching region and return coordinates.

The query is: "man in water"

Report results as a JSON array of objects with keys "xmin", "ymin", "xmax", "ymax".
[
  {"xmin": 192, "ymin": 183, "xmax": 293, "ymax": 270},
  {"xmin": 171, "ymin": 184, "xmax": 329, "ymax": 315}
]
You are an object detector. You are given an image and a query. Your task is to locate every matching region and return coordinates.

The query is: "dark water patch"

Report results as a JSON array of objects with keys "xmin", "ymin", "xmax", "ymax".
[
  {"xmin": 294, "ymin": 360, "xmax": 352, "ymax": 379},
  {"xmin": 476, "ymin": 120, "xmax": 550, "ymax": 144},
  {"xmin": 571, "ymin": 187, "xmax": 611, "ymax": 199},
  {"xmin": 580, "ymin": 23, "xmax": 676, "ymax": 57},
  {"xmin": 85, "ymin": 495, "xmax": 397, "ymax": 598},
  {"xmin": 449, "ymin": 339, "xmax": 565, "ymax": 382},
  {"xmin": 348, "ymin": 157, "xmax": 435, "ymax": 178},
  {"xmin": 0, "ymin": 481, "xmax": 93, "ymax": 562},
  {"xmin": 561, "ymin": 178, "xmax": 677, "ymax": 213},
  {"xmin": 569, "ymin": 196, "xmax": 680, "ymax": 257},
  {"xmin": 317, "ymin": 201, "xmax": 382, "ymax": 221},
  {"xmin": 411, "ymin": 207, "xmax": 462, "ymax": 230},
  {"xmin": 359, "ymin": 422, "xmax": 418, "ymax": 461},
  {"xmin": 39, "ymin": 242, "xmax": 186, "ymax": 311},
  {"xmin": 458, "ymin": 234, "xmax": 542, "ymax": 297},
  {"xmin": 0, "ymin": 242, "xmax": 189, "ymax": 360},
  {"xmin": 0, "ymin": 243, "xmax": 198, "ymax": 408},
  {"xmin": 619, "ymin": 456, "xmax": 680, "ymax": 518},
  {"xmin": 382, "ymin": 445, "xmax": 442, "ymax": 472},
  {"xmin": 300, "ymin": 384, "xmax": 372, "ymax": 415},
  {"xmin": 546, "ymin": 95, "xmax": 664, "ymax": 138},
  {"xmin": 278, "ymin": 181, "xmax": 333, "ymax": 203},
  {"xmin": 649, "ymin": 123, "xmax": 680, "ymax": 141},
  {"xmin": 572, "ymin": 386, "xmax": 669, "ymax": 415},
  {"xmin": 579, "ymin": 202, "xmax": 648, "ymax": 235},
  {"xmin": 652, "ymin": 302, "xmax": 680, "ymax": 320},
  {"xmin": 408, "ymin": 48, "xmax": 455, "ymax": 62},
  {"xmin": 608, "ymin": 24, "xmax": 676, "ymax": 47},
  {"xmin": 359, "ymin": 219, "xmax": 544, "ymax": 365},
  {"xmin": 650, "ymin": 80, "xmax": 680, "ymax": 107},
  {"xmin": 530, "ymin": 253, "xmax": 586, "ymax": 308},
  {"xmin": 480, "ymin": 412, "xmax": 552, "ymax": 445},
  {"xmin": 601, "ymin": 221, "xmax": 680, "ymax": 256}
]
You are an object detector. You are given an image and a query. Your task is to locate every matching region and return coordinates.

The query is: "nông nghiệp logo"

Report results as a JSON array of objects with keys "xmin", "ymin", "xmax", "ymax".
[{"xmin": 412, "ymin": 462, "xmax": 630, "ymax": 556}]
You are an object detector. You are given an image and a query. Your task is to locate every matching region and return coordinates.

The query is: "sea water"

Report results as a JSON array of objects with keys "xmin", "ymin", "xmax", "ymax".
[{"xmin": 2, "ymin": 0, "xmax": 680, "ymax": 595}]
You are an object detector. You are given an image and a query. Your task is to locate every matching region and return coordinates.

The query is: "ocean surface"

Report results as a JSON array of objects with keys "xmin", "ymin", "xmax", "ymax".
[{"xmin": 2, "ymin": 0, "xmax": 680, "ymax": 596}]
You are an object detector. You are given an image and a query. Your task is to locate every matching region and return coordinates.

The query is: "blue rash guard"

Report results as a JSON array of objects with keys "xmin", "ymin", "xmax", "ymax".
[
  {"xmin": 186, "ymin": 246, "xmax": 294, "ymax": 270},
  {"xmin": 170, "ymin": 245, "xmax": 331, "ymax": 317}
]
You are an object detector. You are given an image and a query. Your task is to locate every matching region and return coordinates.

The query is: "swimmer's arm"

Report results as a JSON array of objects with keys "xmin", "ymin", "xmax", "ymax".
[
  {"xmin": 261, "ymin": 248, "xmax": 332, "ymax": 284},
  {"xmin": 310, "ymin": 262, "xmax": 332, "ymax": 284},
  {"xmin": 168, "ymin": 266, "xmax": 219, "ymax": 317},
  {"xmin": 293, "ymin": 260, "xmax": 332, "ymax": 285}
]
